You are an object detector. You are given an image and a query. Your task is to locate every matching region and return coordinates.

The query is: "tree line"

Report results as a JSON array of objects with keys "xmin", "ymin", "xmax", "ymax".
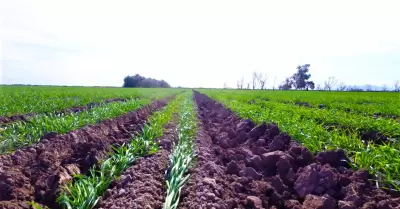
[
  {"xmin": 123, "ymin": 74, "xmax": 171, "ymax": 88},
  {"xmin": 230, "ymin": 64, "xmax": 400, "ymax": 92}
]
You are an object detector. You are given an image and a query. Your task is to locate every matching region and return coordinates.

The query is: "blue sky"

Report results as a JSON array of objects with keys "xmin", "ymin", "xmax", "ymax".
[{"xmin": 1, "ymin": 0, "xmax": 399, "ymax": 89}]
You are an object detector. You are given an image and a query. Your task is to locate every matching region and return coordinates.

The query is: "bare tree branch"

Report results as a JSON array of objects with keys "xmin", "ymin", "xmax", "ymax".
[
  {"xmin": 394, "ymin": 80, "xmax": 400, "ymax": 92},
  {"xmin": 338, "ymin": 82, "xmax": 347, "ymax": 91},
  {"xmin": 382, "ymin": 84, "xmax": 388, "ymax": 92},
  {"xmin": 240, "ymin": 77, "xmax": 245, "ymax": 89},
  {"xmin": 252, "ymin": 72, "xmax": 257, "ymax": 90},
  {"xmin": 324, "ymin": 77, "xmax": 338, "ymax": 91},
  {"xmin": 365, "ymin": 84, "xmax": 373, "ymax": 92},
  {"xmin": 256, "ymin": 73, "xmax": 268, "ymax": 90}
]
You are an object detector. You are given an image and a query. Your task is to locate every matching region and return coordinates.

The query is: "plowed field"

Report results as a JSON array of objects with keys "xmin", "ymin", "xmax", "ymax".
[{"xmin": 0, "ymin": 87, "xmax": 399, "ymax": 209}]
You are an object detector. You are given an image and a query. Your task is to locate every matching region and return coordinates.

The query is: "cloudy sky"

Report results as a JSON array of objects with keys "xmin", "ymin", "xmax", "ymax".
[{"xmin": 1, "ymin": 0, "xmax": 399, "ymax": 88}]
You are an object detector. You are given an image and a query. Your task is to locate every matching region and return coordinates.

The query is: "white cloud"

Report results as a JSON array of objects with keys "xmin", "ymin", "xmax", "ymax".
[{"xmin": 1, "ymin": 0, "xmax": 400, "ymax": 87}]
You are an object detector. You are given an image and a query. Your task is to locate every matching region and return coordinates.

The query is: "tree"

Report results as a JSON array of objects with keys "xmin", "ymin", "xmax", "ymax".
[
  {"xmin": 223, "ymin": 81, "xmax": 229, "ymax": 89},
  {"xmin": 123, "ymin": 74, "xmax": 170, "ymax": 88},
  {"xmin": 316, "ymin": 84, "xmax": 322, "ymax": 90},
  {"xmin": 240, "ymin": 77, "xmax": 245, "ymax": 89},
  {"xmin": 394, "ymin": 80, "xmax": 400, "ymax": 92},
  {"xmin": 382, "ymin": 84, "xmax": 388, "ymax": 92},
  {"xmin": 236, "ymin": 77, "xmax": 245, "ymax": 89},
  {"xmin": 279, "ymin": 78, "xmax": 292, "ymax": 90},
  {"xmin": 252, "ymin": 72, "xmax": 257, "ymax": 90},
  {"xmin": 291, "ymin": 64, "xmax": 313, "ymax": 90},
  {"xmin": 123, "ymin": 74, "xmax": 144, "ymax": 87},
  {"xmin": 159, "ymin": 80, "xmax": 170, "ymax": 88},
  {"xmin": 324, "ymin": 77, "xmax": 338, "ymax": 91},
  {"xmin": 256, "ymin": 73, "xmax": 268, "ymax": 90},
  {"xmin": 272, "ymin": 76, "xmax": 277, "ymax": 90},
  {"xmin": 346, "ymin": 85, "xmax": 363, "ymax": 92},
  {"xmin": 246, "ymin": 83, "xmax": 250, "ymax": 89},
  {"xmin": 338, "ymin": 82, "xmax": 347, "ymax": 91},
  {"xmin": 305, "ymin": 81, "xmax": 315, "ymax": 90},
  {"xmin": 365, "ymin": 84, "xmax": 373, "ymax": 92}
]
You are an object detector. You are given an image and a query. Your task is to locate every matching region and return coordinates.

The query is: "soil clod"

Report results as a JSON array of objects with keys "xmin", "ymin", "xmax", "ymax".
[{"xmin": 179, "ymin": 91, "xmax": 400, "ymax": 209}]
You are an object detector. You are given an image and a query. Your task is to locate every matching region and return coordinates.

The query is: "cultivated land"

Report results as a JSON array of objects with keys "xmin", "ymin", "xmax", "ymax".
[{"xmin": 0, "ymin": 86, "xmax": 399, "ymax": 209}]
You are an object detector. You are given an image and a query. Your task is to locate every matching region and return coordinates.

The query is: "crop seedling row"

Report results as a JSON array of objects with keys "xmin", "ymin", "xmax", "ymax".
[
  {"xmin": 200, "ymin": 89, "xmax": 400, "ymax": 190},
  {"xmin": 57, "ymin": 94, "xmax": 184, "ymax": 209},
  {"xmin": 164, "ymin": 92, "xmax": 197, "ymax": 209}
]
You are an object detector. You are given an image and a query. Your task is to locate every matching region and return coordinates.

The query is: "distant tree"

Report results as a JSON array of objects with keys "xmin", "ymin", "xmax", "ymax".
[
  {"xmin": 291, "ymin": 64, "xmax": 313, "ymax": 90},
  {"xmin": 240, "ymin": 77, "xmax": 245, "ymax": 89},
  {"xmin": 272, "ymin": 76, "xmax": 277, "ymax": 90},
  {"xmin": 237, "ymin": 77, "xmax": 245, "ymax": 89},
  {"xmin": 159, "ymin": 80, "xmax": 170, "ymax": 88},
  {"xmin": 256, "ymin": 73, "xmax": 268, "ymax": 90},
  {"xmin": 246, "ymin": 83, "xmax": 250, "ymax": 90},
  {"xmin": 316, "ymin": 84, "xmax": 322, "ymax": 90},
  {"xmin": 252, "ymin": 72, "xmax": 257, "ymax": 90},
  {"xmin": 382, "ymin": 84, "xmax": 388, "ymax": 92},
  {"xmin": 346, "ymin": 85, "xmax": 364, "ymax": 92},
  {"xmin": 223, "ymin": 81, "xmax": 229, "ymax": 89},
  {"xmin": 305, "ymin": 81, "xmax": 315, "ymax": 90},
  {"xmin": 123, "ymin": 74, "xmax": 170, "ymax": 88},
  {"xmin": 324, "ymin": 77, "xmax": 338, "ymax": 91},
  {"xmin": 365, "ymin": 84, "xmax": 373, "ymax": 91},
  {"xmin": 338, "ymin": 82, "xmax": 347, "ymax": 91},
  {"xmin": 279, "ymin": 78, "xmax": 292, "ymax": 90},
  {"xmin": 123, "ymin": 74, "xmax": 144, "ymax": 87},
  {"xmin": 140, "ymin": 78, "xmax": 157, "ymax": 88},
  {"xmin": 394, "ymin": 80, "xmax": 400, "ymax": 92}
]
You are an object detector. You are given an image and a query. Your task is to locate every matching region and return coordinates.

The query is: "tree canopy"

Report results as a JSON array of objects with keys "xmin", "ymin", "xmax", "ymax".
[
  {"xmin": 123, "ymin": 74, "xmax": 170, "ymax": 88},
  {"xmin": 279, "ymin": 64, "xmax": 315, "ymax": 90}
]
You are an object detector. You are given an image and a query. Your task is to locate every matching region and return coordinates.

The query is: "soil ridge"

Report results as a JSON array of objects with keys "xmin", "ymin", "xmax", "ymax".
[
  {"xmin": 179, "ymin": 91, "xmax": 400, "ymax": 209},
  {"xmin": 97, "ymin": 120, "xmax": 178, "ymax": 209},
  {"xmin": 0, "ymin": 96, "xmax": 173, "ymax": 209},
  {"xmin": 0, "ymin": 97, "xmax": 130, "ymax": 125}
]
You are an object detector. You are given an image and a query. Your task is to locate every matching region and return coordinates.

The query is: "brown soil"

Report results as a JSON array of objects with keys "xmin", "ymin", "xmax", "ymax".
[
  {"xmin": 0, "ymin": 98, "xmax": 128, "ymax": 125},
  {"xmin": 97, "ymin": 120, "xmax": 178, "ymax": 209},
  {"xmin": 0, "ymin": 97, "xmax": 171, "ymax": 209},
  {"xmin": 179, "ymin": 91, "xmax": 400, "ymax": 209}
]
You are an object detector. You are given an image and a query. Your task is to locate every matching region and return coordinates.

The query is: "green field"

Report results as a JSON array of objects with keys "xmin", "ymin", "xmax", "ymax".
[
  {"xmin": 0, "ymin": 86, "xmax": 180, "ymax": 116},
  {"xmin": 199, "ymin": 89, "xmax": 400, "ymax": 190},
  {"xmin": 0, "ymin": 86, "xmax": 399, "ymax": 209}
]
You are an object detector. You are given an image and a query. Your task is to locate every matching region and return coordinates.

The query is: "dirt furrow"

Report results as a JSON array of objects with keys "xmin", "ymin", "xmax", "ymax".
[
  {"xmin": 0, "ymin": 97, "xmax": 172, "ymax": 209},
  {"xmin": 0, "ymin": 97, "xmax": 129, "ymax": 125},
  {"xmin": 97, "ymin": 121, "xmax": 178, "ymax": 209},
  {"xmin": 179, "ymin": 92, "xmax": 400, "ymax": 209}
]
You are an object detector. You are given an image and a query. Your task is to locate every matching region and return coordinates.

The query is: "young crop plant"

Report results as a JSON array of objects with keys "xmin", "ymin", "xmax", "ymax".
[
  {"xmin": 0, "ymin": 86, "xmax": 181, "ymax": 117},
  {"xmin": 0, "ymin": 86, "xmax": 139, "ymax": 117},
  {"xmin": 201, "ymin": 90, "xmax": 400, "ymax": 191},
  {"xmin": 164, "ymin": 92, "xmax": 197, "ymax": 209},
  {"xmin": 0, "ymin": 98, "xmax": 149, "ymax": 153},
  {"xmin": 57, "ymin": 95, "xmax": 183, "ymax": 209}
]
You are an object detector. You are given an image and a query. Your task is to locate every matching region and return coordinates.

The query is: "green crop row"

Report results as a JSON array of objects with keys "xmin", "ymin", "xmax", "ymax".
[
  {"xmin": 0, "ymin": 86, "xmax": 180, "ymax": 117},
  {"xmin": 0, "ymin": 98, "xmax": 150, "ymax": 153},
  {"xmin": 57, "ymin": 94, "xmax": 184, "ymax": 209},
  {"xmin": 209, "ymin": 89, "xmax": 400, "ymax": 117},
  {"xmin": 200, "ymin": 90, "xmax": 400, "ymax": 191},
  {"xmin": 208, "ymin": 90, "xmax": 400, "ymax": 140},
  {"xmin": 164, "ymin": 91, "xmax": 197, "ymax": 209},
  {"xmin": 256, "ymin": 100, "xmax": 400, "ymax": 140}
]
